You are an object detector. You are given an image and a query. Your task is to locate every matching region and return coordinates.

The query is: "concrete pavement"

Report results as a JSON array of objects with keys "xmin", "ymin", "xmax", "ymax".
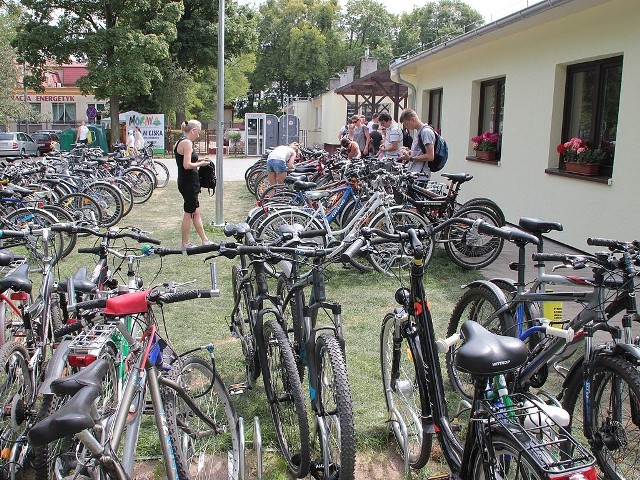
[{"xmin": 155, "ymin": 155, "xmax": 259, "ymax": 183}]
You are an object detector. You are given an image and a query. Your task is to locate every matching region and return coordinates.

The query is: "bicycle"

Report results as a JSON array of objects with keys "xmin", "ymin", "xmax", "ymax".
[
  {"xmin": 343, "ymin": 222, "xmax": 597, "ymax": 479},
  {"xmin": 275, "ymin": 225, "xmax": 356, "ymax": 479},
  {"xmin": 29, "ymin": 281, "xmax": 241, "ymax": 480},
  {"xmin": 186, "ymin": 233, "xmax": 311, "ymax": 478},
  {"xmin": 446, "ymin": 220, "xmax": 640, "ymax": 479}
]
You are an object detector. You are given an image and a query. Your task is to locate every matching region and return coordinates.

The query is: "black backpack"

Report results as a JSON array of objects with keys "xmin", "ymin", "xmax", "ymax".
[
  {"xmin": 402, "ymin": 127, "xmax": 413, "ymax": 148},
  {"xmin": 417, "ymin": 126, "xmax": 449, "ymax": 172},
  {"xmin": 199, "ymin": 161, "xmax": 217, "ymax": 196}
]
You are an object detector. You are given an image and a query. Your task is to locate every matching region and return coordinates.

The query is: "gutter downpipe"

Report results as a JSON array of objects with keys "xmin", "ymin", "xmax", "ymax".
[
  {"xmin": 390, "ymin": 66, "xmax": 417, "ymax": 112},
  {"xmin": 392, "ymin": 0, "xmax": 575, "ymax": 71}
]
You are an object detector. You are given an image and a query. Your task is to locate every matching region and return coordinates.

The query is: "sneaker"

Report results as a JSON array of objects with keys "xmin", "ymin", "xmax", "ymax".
[
  {"xmin": 202, "ymin": 239, "xmax": 213, "ymax": 245},
  {"xmin": 181, "ymin": 242, "xmax": 196, "ymax": 251}
]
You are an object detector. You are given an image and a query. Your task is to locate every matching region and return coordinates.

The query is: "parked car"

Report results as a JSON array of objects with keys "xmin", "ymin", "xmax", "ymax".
[
  {"xmin": 31, "ymin": 132, "xmax": 59, "ymax": 155},
  {"xmin": 35, "ymin": 129, "xmax": 62, "ymax": 136},
  {"xmin": 0, "ymin": 132, "xmax": 39, "ymax": 157}
]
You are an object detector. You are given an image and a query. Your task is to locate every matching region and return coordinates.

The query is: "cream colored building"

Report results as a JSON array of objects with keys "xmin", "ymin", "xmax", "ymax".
[{"xmin": 390, "ymin": 0, "xmax": 637, "ymax": 248}]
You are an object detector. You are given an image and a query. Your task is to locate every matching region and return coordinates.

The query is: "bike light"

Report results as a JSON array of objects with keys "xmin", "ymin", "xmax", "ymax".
[
  {"xmin": 10, "ymin": 292, "xmax": 28, "ymax": 301},
  {"xmin": 67, "ymin": 354, "xmax": 97, "ymax": 368},
  {"xmin": 549, "ymin": 467, "xmax": 597, "ymax": 480}
]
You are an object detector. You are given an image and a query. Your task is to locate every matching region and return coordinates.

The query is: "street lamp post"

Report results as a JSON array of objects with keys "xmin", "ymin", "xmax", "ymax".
[{"xmin": 214, "ymin": 0, "xmax": 225, "ymax": 225}]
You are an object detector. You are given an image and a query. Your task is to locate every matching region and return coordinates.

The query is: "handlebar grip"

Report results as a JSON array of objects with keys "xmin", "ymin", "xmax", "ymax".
[
  {"xmin": 77, "ymin": 246, "xmax": 102, "ymax": 254},
  {"xmin": 544, "ymin": 326, "xmax": 574, "ymax": 342},
  {"xmin": 185, "ymin": 243, "xmax": 221, "ymax": 256},
  {"xmin": 341, "ymin": 238, "xmax": 365, "ymax": 264},
  {"xmin": 299, "ymin": 229, "xmax": 327, "ymax": 239},
  {"xmin": 532, "ymin": 253, "xmax": 569, "ymax": 262},
  {"xmin": 0, "ymin": 230, "xmax": 26, "ymax": 239},
  {"xmin": 158, "ymin": 290, "xmax": 212, "ymax": 304},
  {"xmin": 54, "ymin": 321, "xmax": 84, "ymax": 339},
  {"xmin": 436, "ymin": 333, "xmax": 462, "ymax": 353},
  {"xmin": 587, "ymin": 238, "xmax": 622, "ymax": 248},
  {"xmin": 74, "ymin": 298, "xmax": 107, "ymax": 311},
  {"xmin": 153, "ymin": 247, "xmax": 184, "ymax": 256},
  {"xmin": 136, "ymin": 234, "xmax": 161, "ymax": 245}
]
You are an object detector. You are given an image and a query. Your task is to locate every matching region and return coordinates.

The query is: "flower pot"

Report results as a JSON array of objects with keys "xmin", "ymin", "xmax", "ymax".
[
  {"xmin": 565, "ymin": 162, "xmax": 601, "ymax": 176},
  {"xmin": 475, "ymin": 150, "xmax": 496, "ymax": 161}
]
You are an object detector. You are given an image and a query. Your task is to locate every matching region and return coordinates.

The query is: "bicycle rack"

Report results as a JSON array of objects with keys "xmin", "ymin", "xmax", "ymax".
[
  {"xmin": 235, "ymin": 416, "xmax": 263, "ymax": 480},
  {"xmin": 388, "ymin": 407, "xmax": 411, "ymax": 477}
]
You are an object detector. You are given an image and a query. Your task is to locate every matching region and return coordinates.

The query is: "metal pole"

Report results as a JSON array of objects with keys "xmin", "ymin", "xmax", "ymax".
[{"xmin": 214, "ymin": 0, "xmax": 225, "ymax": 225}]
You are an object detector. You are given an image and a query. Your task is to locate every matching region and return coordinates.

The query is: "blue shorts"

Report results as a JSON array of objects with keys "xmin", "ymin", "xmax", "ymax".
[{"xmin": 266, "ymin": 158, "xmax": 287, "ymax": 174}]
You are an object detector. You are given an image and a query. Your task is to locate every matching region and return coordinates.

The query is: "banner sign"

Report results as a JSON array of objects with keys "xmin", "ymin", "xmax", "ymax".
[{"xmin": 121, "ymin": 111, "xmax": 165, "ymax": 153}]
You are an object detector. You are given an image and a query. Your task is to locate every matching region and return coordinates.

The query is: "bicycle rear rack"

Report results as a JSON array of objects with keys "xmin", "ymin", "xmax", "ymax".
[{"xmin": 67, "ymin": 322, "xmax": 119, "ymax": 354}]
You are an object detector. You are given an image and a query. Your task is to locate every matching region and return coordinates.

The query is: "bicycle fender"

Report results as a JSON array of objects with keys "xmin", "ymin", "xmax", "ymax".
[
  {"xmin": 462, "ymin": 280, "xmax": 511, "ymax": 309},
  {"xmin": 561, "ymin": 357, "xmax": 582, "ymax": 391},
  {"xmin": 39, "ymin": 338, "xmax": 73, "ymax": 395}
]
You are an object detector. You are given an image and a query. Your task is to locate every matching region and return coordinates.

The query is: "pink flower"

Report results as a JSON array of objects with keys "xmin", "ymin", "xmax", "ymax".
[{"xmin": 577, "ymin": 147, "xmax": 585, "ymax": 154}]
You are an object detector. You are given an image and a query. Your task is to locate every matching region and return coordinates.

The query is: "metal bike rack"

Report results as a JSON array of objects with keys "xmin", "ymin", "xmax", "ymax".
[
  {"xmin": 254, "ymin": 416, "xmax": 263, "ymax": 480},
  {"xmin": 389, "ymin": 407, "xmax": 411, "ymax": 477},
  {"xmin": 236, "ymin": 417, "xmax": 246, "ymax": 480}
]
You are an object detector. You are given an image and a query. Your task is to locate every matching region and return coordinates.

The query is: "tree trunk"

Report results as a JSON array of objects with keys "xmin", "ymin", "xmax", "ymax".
[
  {"xmin": 176, "ymin": 110, "xmax": 186, "ymax": 128},
  {"xmin": 109, "ymin": 95, "xmax": 120, "ymax": 147}
]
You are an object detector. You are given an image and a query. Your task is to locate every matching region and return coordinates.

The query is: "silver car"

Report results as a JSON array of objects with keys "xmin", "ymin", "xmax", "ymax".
[{"xmin": 0, "ymin": 132, "xmax": 39, "ymax": 157}]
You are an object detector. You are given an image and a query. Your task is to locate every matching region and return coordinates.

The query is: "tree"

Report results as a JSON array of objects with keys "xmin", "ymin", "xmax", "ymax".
[{"xmin": 12, "ymin": 0, "xmax": 183, "ymax": 144}]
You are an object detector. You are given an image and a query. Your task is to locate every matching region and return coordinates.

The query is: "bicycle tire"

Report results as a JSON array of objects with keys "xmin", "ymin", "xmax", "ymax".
[
  {"xmin": 469, "ymin": 432, "xmax": 546, "ymax": 479},
  {"xmin": 32, "ymin": 394, "xmax": 70, "ymax": 480},
  {"xmin": 276, "ymin": 274, "xmax": 305, "ymax": 381},
  {"xmin": 256, "ymin": 208, "xmax": 326, "ymax": 247},
  {"xmin": 58, "ymin": 192, "xmax": 104, "ymax": 227},
  {"xmin": 246, "ymin": 167, "xmax": 265, "ymax": 195},
  {"xmin": 2, "ymin": 207, "xmax": 64, "ymax": 267},
  {"xmin": 42, "ymin": 205, "xmax": 76, "ymax": 259},
  {"xmin": 149, "ymin": 160, "xmax": 170, "ymax": 188},
  {"xmin": 442, "ymin": 205, "xmax": 505, "ymax": 269},
  {"xmin": 0, "ymin": 341, "xmax": 32, "ymax": 470},
  {"xmin": 111, "ymin": 177, "xmax": 135, "ymax": 217},
  {"xmin": 254, "ymin": 173, "xmax": 271, "ymax": 200},
  {"xmin": 562, "ymin": 354, "xmax": 640, "ymax": 480},
  {"xmin": 367, "ymin": 207, "xmax": 434, "ymax": 276},
  {"xmin": 84, "ymin": 181, "xmax": 125, "ymax": 227},
  {"xmin": 124, "ymin": 167, "xmax": 155, "ymax": 204},
  {"xmin": 446, "ymin": 286, "xmax": 515, "ymax": 400},
  {"xmin": 231, "ymin": 264, "xmax": 260, "ymax": 385},
  {"xmin": 314, "ymin": 333, "xmax": 356, "ymax": 480},
  {"xmin": 258, "ymin": 184, "xmax": 292, "ymax": 203},
  {"xmin": 380, "ymin": 312, "xmax": 432, "ymax": 468},
  {"xmin": 459, "ymin": 197, "xmax": 506, "ymax": 225},
  {"xmin": 262, "ymin": 317, "xmax": 311, "ymax": 478},
  {"xmin": 164, "ymin": 355, "xmax": 241, "ymax": 480}
]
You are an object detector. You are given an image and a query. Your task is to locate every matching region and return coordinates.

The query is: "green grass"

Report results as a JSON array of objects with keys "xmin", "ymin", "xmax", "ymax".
[{"xmin": 57, "ymin": 180, "xmax": 482, "ymax": 478}]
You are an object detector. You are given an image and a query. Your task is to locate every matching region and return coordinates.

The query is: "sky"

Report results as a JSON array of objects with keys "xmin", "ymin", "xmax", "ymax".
[{"xmin": 235, "ymin": 0, "xmax": 543, "ymax": 21}]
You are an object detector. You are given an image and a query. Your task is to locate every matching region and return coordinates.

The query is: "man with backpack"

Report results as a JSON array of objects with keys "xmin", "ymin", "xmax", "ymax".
[{"xmin": 398, "ymin": 109, "xmax": 448, "ymax": 185}]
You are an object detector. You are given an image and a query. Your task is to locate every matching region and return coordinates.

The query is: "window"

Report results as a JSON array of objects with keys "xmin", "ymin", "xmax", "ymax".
[
  {"xmin": 477, "ymin": 77, "xmax": 505, "ymax": 155},
  {"xmin": 315, "ymin": 106, "xmax": 322, "ymax": 130},
  {"xmin": 428, "ymin": 89, "xmax": 443, "ymax": 131},
  {"xmin": 52, "ymin": 103, "xmax": 76, "ymax": 123},
  {"xmin": 561, "ymin": 56, "xmax": 622, "ymax": 177}
]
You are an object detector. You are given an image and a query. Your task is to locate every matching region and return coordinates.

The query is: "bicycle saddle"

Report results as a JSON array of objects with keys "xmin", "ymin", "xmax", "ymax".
[
  {"xmin": 519, "ymin": 217, "xmax": 563, "ymax": 234},
  {"xmin": 27, "ymin": 384, "xmax": 101, "ymax": 447},
  {"xmin": 455, "ymin": 321, "xmax": 528, "ymax": 376},
  {"xmin": 51, "ymin": 358, "xmax": 109, "ymax": 396},
  {"xmin": 441, "ymin": 173, "xmax": 473, "ymax": 183},
  {"xmin": 224, "ymin": 223, "xmax": 251, "ymax": 238},
  {"xmin": 0, "ymin": 262, "xmax": 32, "ymax": 294},
  {"xmin": 57, "ymin": 267, "xmax": 97, "ymax": 294},
  {"xmin": 292, "ymin": 180, "xmax": 318, "ymax": 191}
]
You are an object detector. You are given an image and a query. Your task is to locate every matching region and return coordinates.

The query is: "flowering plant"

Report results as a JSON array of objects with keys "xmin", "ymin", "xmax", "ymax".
[
  {"xmin": 471, "ymin": 131, "xmax": 500, "ymax": 151},
  {"xmin": 556, "ymin": 137, "xmax": 606, "ymax": 164}
]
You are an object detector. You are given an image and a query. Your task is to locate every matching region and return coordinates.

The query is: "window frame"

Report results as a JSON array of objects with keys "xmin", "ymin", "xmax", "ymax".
[{"xmin": 428, "ymin": 88, "xmax": 443, "ymax": 131}]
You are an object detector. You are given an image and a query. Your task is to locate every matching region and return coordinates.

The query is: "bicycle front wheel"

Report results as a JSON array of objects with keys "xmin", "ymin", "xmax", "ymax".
[
  {"xmin": 562, "ymin": 354, "xmax": 640, "ymax": 480},
  {"xmin": 257, "ymin": 208, "xmax": 326, "ymax": 247},
  {"xmin": 150, "ymin": 160, "xmax": 170, "ymax": 188},
  {"xmin": 314, "ymin": 333, "xmax": 356, "ymax": 480},
  {"xmin": 380, "ymin": 312, "xmax": 432, "ymax": 468},
  {"xmin": 165, "ymin": 355, "xmax": 241, "ymax": 480},
  {"xmin": 262, "ymin": 317, "xmax": 310, "ymax": 478}
]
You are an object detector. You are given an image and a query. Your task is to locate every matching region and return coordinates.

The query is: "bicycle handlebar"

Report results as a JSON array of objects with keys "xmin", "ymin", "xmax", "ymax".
[{"xmin": 52, "ymin": 223, "xmax": 161, "ymax": 245}]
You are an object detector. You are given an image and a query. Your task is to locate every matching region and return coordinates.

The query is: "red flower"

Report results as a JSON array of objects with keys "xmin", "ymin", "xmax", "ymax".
[{"xmin": 556, "ymin": 143, "xmax": 567, "ymax": 154}]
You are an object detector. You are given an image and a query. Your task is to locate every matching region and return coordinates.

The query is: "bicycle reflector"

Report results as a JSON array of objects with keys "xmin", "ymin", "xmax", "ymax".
[
  {"xmin": 549, "ymin": 467, "xmax": 597, "ymax": 480},
  {"xmin": 10, "ymin": 292, "xmax": 29, "ymax": 301},
  {"xmin": 67, "ymin": 354, "xmax": 98, "ymax": 368}
]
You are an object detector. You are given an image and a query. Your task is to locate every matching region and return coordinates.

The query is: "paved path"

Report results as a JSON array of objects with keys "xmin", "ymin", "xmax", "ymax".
[{"xmin": 155, "ymin": 155, "xmax": 259, "ymax": 183}]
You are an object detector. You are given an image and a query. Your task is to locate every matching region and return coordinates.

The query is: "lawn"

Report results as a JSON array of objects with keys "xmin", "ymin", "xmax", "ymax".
[{"xmin": 59, "ymin": 180, "xmax": 482, "ymax": 479}]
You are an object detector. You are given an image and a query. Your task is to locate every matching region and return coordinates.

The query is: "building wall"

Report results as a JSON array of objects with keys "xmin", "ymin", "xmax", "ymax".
[{"xmin": 399, "ymin": 0, "xmax": 638, "ymax": 248}]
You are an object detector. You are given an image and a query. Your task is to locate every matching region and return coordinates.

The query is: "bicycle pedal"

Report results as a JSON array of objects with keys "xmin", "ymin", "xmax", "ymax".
[
  {"xmin": 426, "ymin": 474, "xmax": 453, "ymax": 480},
  {"xmin": 229, "ymin": 383, "xmax": 247, "ymax": 395}
]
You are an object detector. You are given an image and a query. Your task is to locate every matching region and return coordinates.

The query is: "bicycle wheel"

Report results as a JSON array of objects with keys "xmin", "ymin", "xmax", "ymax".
[
  {"xmin": 2, "ymin": 207, "xmax": 64, "ymax": 267},
  {"xmin": 380, "ymin": 312, "xmax": 432, "ymax": 468},
  {"xmin": 0, "ymin": 341, "xmax": 32, "ymax": 473},
  {"xmin": 367, "ymin": 207, "xmax": 434, "ymax": 276},
  {"xmin": 150, "ymin": 160, "xmax": 170, "ymax": 188},
  {"xmin": 459, "ymin": 197, "xmax": 506, "ymax": 225},
  {"xmin": 276, "ymin": 275, "xmax": 305, "ymax": 380},
  {"xmin": 257, "ymin": 208, "xmax": 326, "ymax": 247},
  {"xmin": 58, "ymin": 192, "xmax": 104, "ymax": 227},
  {"xmin": 231, "ymin": 265, "xmax": 260, "ymax": 385},
  {"xmin": 262, "ymin": 317, "xmax": 310, "ymax": 478},
  {"xmin": 254, "ymin": 173, "xmax": 271, "ymax": 200},
  {"xmin": 442, "ymin": 205, "xmax": 505, "ymax": 269},
  {"xmin": 469, "ymin": 432, "xmax": 545, "ymax": 479},
  {"xmin": 42, "ymin": 205, "xmax": 77, "ymax": 259},
  {"xmin": 84, "ymin": 181, "xmax": 125, "ymax": 227},
  {"xmin": 446, "ymin": 286, "xmax": 514, "ymax": 400},
  {"xmin": 164, "ymin": 355, "xmax": 241, "ymax": 480},
  {"xmin": 562, "ymin": 354, "xmax": 640, "ymax": 480},
  {"xmin": 124, "ymin": 167, "xmax": 155, "ymax": 204},
  {"xmin": 314, "ymin": 333, "xmax": 356, "ymax": 480},
  {"xmin": 111, "ymin": 177, "xmax": 135, "ymax": 217}
]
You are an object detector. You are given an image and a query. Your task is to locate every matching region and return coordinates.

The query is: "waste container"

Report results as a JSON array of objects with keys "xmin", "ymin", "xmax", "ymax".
[
  {"xmin": 58, "ymin": 128, "xmax": 76, "ymax": 151},
  {"xmin": 87, "ymin": 125, "xmax": 108, "ymax": 153}
]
